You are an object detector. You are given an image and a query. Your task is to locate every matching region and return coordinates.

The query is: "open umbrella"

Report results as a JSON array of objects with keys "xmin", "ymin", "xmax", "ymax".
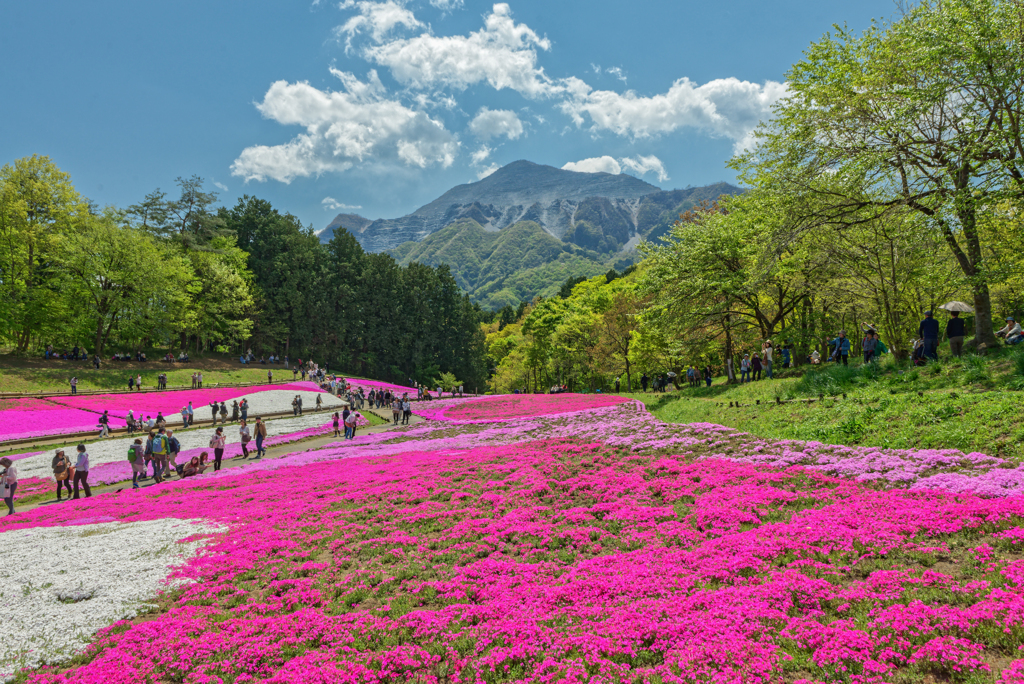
[
  {"xmin": 938, "ymin": 301, "xmax": 975, "ymax": 313},
  {"xmin": 666, "ymin": 371, "xmax": 677, "ymax": 377}
]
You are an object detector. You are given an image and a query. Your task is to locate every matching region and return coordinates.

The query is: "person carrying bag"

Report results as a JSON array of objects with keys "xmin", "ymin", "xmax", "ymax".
[{"xmin": 52, "ymin": 449, "xmax": 73, "ymax": 501}]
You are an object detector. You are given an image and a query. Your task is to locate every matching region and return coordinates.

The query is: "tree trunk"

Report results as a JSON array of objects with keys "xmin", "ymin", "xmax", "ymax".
[{"xmin": 972, "ymin": 280, "xmax": 998, "ymax": 348}]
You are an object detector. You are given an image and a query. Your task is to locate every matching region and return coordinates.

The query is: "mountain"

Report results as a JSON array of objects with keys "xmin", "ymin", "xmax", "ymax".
[
  {"xmin": 355, "ymin": 160, "xmax": 661, "ymax": 252},
  {"xmin": 323, "ymin": 160, "xmax": 744, "ymax": 308},
  {"xmin": 317, "ymin": 213, "xmax": 373, "ymax": 244}
]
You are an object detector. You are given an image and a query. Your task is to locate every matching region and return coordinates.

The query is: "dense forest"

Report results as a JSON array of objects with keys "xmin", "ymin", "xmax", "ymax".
[
  {"xmin": 484, "ymin": 0, "xmax": 1024, "ymax": 392},
  {"xmin": 0, "ymin": 157, "xmax": 486, "ymax": 389}
]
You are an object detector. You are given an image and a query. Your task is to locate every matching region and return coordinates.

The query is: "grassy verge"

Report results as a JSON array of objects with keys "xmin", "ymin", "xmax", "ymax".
[{"xmin": 626, "ymin": 348, "xmax": 1024, "ymax": 460}]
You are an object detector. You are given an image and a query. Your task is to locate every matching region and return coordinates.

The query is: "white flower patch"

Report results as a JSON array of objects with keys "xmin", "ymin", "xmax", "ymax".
[
  {"xmin": 0, "ymin": 518, "xmax": 224, "ymax": 681},
  {"xmin": 199, "ymin": 389, "xmax": 345, "ymax": 419},
  {"xmin": 12, "ymin": 411, "xmax": 337, "ymax": 481}
]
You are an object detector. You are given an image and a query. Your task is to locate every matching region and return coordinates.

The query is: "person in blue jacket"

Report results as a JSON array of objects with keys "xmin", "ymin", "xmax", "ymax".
[
  {"xmin": 918, "ymin": 310, "xmax": 940, "ymax": 360},
  {"xmin": 830, "ymin": 330, "xmax": 851, "ymax": 366}
]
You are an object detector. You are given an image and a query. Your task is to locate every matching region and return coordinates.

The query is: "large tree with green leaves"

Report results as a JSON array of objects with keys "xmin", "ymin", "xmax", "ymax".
[{"xmin": 737, "ymin": 0, "xmax": 1024, "ymax": 347}]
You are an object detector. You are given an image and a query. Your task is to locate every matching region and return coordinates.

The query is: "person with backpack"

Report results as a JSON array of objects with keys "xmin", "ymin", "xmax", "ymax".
[
  {"xmin": 98, "ymin": 410, "xmax": 111, "ymax": 438},
  {"xmin": 151, "ymin": 428, "xmax": 170, "ymax": 483},
  {"xmin": 128, "ymin": 438, "xmax": 145, "ymax": 489},
  {"xmin": 254, "ymin": 417, "xmax": 267, "ymax": 459},
  {"xmin": 209, "ymin": 427, "xmax": 226, "ymax": 471}
]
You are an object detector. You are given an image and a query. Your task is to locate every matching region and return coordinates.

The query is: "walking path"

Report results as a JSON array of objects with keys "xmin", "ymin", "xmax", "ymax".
[{"xmin": 12, "ymin": 414, "xmax": 425, "ymax": 515}]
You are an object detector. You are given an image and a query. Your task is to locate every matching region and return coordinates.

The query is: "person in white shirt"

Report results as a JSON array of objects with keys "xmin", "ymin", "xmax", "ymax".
[
  {"xmin": 73, "ymin": 444, "xmax": 92, "ymax": 498},
  {"xmin": 209, "ymin": 427, "xmax": 227, "ymax": 471},
  {"xmin": 762, "ymin": 340, "xmax": 774, "ymax": 380},
  {"xmin": 1, "ymin": 457, "xmax": 17, "ymax": 515}
]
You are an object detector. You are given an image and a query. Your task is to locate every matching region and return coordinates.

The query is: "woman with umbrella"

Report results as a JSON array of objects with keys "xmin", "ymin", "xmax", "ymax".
[{"xmin": 939, "ymin": 301, "xmax": 974, "ymax": 357}]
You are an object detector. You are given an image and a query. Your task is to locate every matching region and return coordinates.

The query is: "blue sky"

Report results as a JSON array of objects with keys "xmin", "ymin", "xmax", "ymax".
[{"xmin": 0, "ymin": 0, "xmax": 896, "ymax": 229}]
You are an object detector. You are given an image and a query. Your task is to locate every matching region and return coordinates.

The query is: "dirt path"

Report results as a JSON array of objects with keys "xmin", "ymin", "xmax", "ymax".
[{"xmin": 10, "ymin": 414, "xmax": 425, "ymax": 515}]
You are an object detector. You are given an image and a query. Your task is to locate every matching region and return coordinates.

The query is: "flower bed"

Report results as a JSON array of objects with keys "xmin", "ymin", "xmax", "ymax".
[
  {"xmin": 5, "ymin": 438, "xmax": 1024, "ymax": 682},
  {"xmin": 419, "ymin": 392, "xmax": 630, "ymax": 422},
  {"xmin": 0, "ymin": 398, "xmax": 126, "ymax": 442},
  {"xmin": 5, "ymin": 395, "xmax": 1024, "ymax": 681},
  {"xmin": 45, "ymin": 382, "xmax": 329, "ymax": 420},
  {"xmin": 343, "ymin": 377, "xmax": 426, "ymax": 396}
]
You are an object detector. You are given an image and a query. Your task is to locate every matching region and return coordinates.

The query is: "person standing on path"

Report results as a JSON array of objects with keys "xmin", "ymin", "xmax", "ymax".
[
  {"xmin": 918, "ymin": 311, "xmax": 940, "ymax": 360},
  {"xmin": 219, "ymin": 402, "xmax": 228, "ymax": 425},
  {"xmin": 292, "ymin": 396, "xmax": 300, "ymax": 416},
  {"xmin": 342, "ymin": 408, "xmax": 351, "ymax": 439},
  {"xmin": 315, "ymin": 394, "xmax": 322, "ymax": 412},
  {"xmin": 332, "ymin": 412, "xmax": 341, "ymax": 438},
  {"xmin": 946, "ymin": 311, "xmax": 966, "ymax": 357},
  {"xmin": 52, "ymin": 449, "xmax": 73, "ymax": 500},
  {"xmin": 402, "ymin": 396, "xmax": 411, "ymax": 425},
  {"xmin": 240, "ymin": 398, "xmax": 248, "ymax": 423},
  {"xmin": 392, "ymin": 398, "xmax": 401, "ymax": 425},
  {"xmin": 129, "ymin": 439, "xmax": 145, "ymax": 489},
  {"xmin": 167, "ymin": 430, "xmax": 181, "ymax": 476},
  {"xmin": 187, "ymin": 401, "xmax": 195, "ymax": 426},
  {"xmin": 345, "ymin": 410, "xmax": 358, "ymax": 440},
  {"xmin": 198, "ymin": 372, "xmax": 204, "ymax": 388},
  {"xmin": 209, "ymin": 427, "xmax": 227, "ymax": 471},
  {"xmin": 1, "ymin": 457, "xmax": 17, "ymax": 515},
  {"xmin": 297, "ymin": 395, "xmax": 303, "ymax": 416},
  {"xmin": 239, "ymin": 420, "xmax": 252, "ymax": 458},
  {"xmin": 231, "ymin": 400, "xmax": 239, "ymax": 422},
  {"xmin": 191, "ymin": 373, "xmax": 197, "ymax": 389},
  {"xmin": 151, "ymin": 428, "xmax": 170, "ymax": 483},
  {"xmin": 254, "ymin": 417, "xmax": 267, "ymax": 458},
  {"xmin": 73, "ymin": 444, "xmax": 92, "ymax": 498},
  {"xmin": 268, "ymin": 369, "xmax": 273, "ymax": 384},
  {"xmin": 740, "ymin": 354, "xmax": 751, "ymax": 383},
  {"xmin": 70, "ymin": 376, "xmax": 78, "ymax": 395},
  {"xmin": 136, "ymin": 374, "xmax": 142, "ymax": 391}
]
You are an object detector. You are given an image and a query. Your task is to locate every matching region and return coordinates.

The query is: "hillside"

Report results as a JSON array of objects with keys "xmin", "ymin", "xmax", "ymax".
[
  {"xmin": 392, "ymin": 219, "xmax": 612, "ymax": 309},
  {"xmin": 317, "ymin": 213, "xmax": 373, "ymax": 244}
]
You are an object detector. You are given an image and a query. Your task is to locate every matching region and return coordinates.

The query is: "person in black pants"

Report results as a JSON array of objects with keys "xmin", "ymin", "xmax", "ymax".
[
  {"xmin": 73, "ymin": 444, "xmax": 92, "ymax": 499},
  {"xmin": 919, "ymin": 311, "xmax": 940, "ymax": 360}
]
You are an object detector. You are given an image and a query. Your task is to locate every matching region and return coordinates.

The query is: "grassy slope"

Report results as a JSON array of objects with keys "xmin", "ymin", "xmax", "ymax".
[{"xmin": 625, "ymin": 350, "xmax": 1024, "ymax": 460}]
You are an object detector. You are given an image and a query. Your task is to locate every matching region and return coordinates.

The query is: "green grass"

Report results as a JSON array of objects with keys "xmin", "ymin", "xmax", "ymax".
[{"xmin": 627, "ymin": 347, "xmax": 1024, "ymax": 459}]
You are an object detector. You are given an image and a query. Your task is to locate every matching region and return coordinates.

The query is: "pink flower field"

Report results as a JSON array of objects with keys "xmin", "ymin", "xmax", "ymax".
[
  {"xmin": 0, "ymin": 398, "xmax": 126, "ymax": 442},
  {"xmin": 45, "ymin": 382, "xmax": 321, "ymax": 419},
  {"xmin": 5, "ymin": 393, "xmax": 1024, "ymax": 682}
]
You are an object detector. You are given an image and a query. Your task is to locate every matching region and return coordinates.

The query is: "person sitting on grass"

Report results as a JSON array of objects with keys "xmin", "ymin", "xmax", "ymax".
[
  {"xmin": 996, "ymin": 316, "xmax": 1023, "ymax": 345},
  {"xmin": 181, "ymin": 456, "xmax": 200, "ymax": 478}
]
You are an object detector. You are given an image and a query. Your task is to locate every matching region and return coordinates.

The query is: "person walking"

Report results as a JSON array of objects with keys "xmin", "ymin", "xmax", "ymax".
[
  {"xmin": 167, "ymin": 429, "xmax": 181, "ymax": 476},
  {"xmin": 392, "ymin": 398, "xmax": 402, "ymax": 425},
  {"xmin": 402, "ymin": 397, "xmax": 411, "ymax": 425},
  {"xmin": 52, "ymin": 449, "xmax": 73, "ymax": 501},
  {"xmin": 315, "ymin": 394, "xmax": 323, "ymax": 412},
  {"xmin": 151, "ymin": 428, "xmax": 170, "ymax": 483},
  {"xmin": 128, "ymin": 438, "xmax": 145, "ymax": 489},
  {"xmin": 128, "ymin": 375, "xmax": 135, "ymax": 392},
  {"xmin": 830, "ymin": 331, "xmax": 851, "ymax": 366},
  {"xmin": 240, "ymin": 398, "xmax": 248, "ymax": 422},
  {"xmin": 292, "ymin": 395, "xmax": 300, "ymax": 416},
  {"xmin": 239, "ymin": 420, "xmax": 252, "ymax": 459},
  {"xmin": 73, "ymin": 444, "xmax": 92, "ymax": 498},
  {"xmin": 70, "ymin": 376, "xmax": 78, "ymax": 395},
  {"xmin": 98, "ymin": 410, "xmax": 111, "ymax": 438},
  {"xmin": 254, "ymin": 417, "xmax": 267, "ymax": 459},
  {"xmin": 209, "ymin": 401, "xmax": 219, "ymax": 425},
  {"xmin": 740, "ymin": 354, "xmax": 751, "ymax": 383},
  {"xmin": 946, "ymin": 311, "xmax": 966, "ymax": 357},
  {"xmin": 231, "ymin": 400, "xmax": 239, "ymax": 422},
  {"xmin": 1, "ymin": 457, "xmax": 17, "ymax": 515},
  {"xmin": 332, "ymin": 412, "xmax": 341, "ymax": 438},
  {"xmin": 209, "ymin": 427, "xmax": 226, "ymax": 471},
  {"xmin": 918, "ymin": 311, "xmax": 940, "ymax": 360},
  {"xmin": 219, "ymin": 402, "xmax": 228, "ymax": 425}
]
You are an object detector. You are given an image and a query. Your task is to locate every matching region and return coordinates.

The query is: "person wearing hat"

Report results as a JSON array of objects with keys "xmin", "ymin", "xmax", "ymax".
[
  {"xmin": 996, "ymin": 316, "xmax": 1023, "ymax": 345},
  {"xmin": 945, "ymin": 311, "xmax": 967, "ymax": 357},
  {"xmin": 918, "ymin": 311, "xmax": 940, "ymax": 360},
  {"xmin": 829, "ymin": 330, "xmax": 851, "ymax": 366}
]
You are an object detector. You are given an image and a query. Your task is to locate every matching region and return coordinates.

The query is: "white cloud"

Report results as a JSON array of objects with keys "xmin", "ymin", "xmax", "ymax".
[
  {"xmin": 322, "ymin": 197, "xmax": 363, "ymax": 211},
  {"xmin": 360, "ymin": 3, "xmax": 559, "ymax": 98},
  {"xmin": 562, "ymin": 156, "xmax": 621, "ymax": 175},
  {"xmin": 560, "ymin": 77, "xmax": 788, "ymax": 153},
  {"xmin": 620, "ymin": 154, "xmax": 668, "ymax": 182},
  {"xmin": 430, "ymin": 0, "xmax": 463, "ymax": 10},
  {"xmin": 212, "ymin": 181, "xmax": 229, "ymax": 192},
  {"xmin": 477, "ymin": 163, "xmax": 500, "ymax": 179},
  {"xmin": 606, "ymin": 66, "xmax": 627, "ymax": 84},
  {"xmin": 335, "ymin": 0, "xmax": 422, "ymax": 50},
  {"xmin": 468, "ymin": 107, "xmax": 523, "ymax": 140},
  {"xmin": 471, "ymin": 145, "xmax": 492, "ymax": 164},
  {"xmin": 231, "ymin": 69, "xmax": 458, "ymax": 183}
]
